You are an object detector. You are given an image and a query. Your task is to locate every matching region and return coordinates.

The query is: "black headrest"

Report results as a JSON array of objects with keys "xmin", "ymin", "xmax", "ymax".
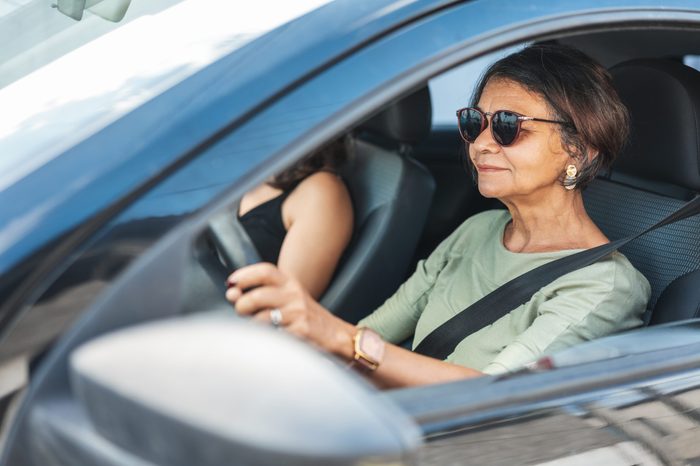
[
  {"xmin": 359, "ymin": 87, "xmax": 432, "ymax": 145},
  {"xmin": 610, "ymin": 59, "xmax": 700, "ymax": 191}
]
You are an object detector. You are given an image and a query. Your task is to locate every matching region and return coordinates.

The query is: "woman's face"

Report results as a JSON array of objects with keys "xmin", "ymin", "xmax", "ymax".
[{"xmin": 468, "ymin": 78, "xmax": 572, "ymax": 202}]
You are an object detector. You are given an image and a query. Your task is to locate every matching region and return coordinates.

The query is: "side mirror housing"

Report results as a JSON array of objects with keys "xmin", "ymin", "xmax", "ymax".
[{"xmin": 70, "ymin": 314, "xmax": 422, "ymax": 465}]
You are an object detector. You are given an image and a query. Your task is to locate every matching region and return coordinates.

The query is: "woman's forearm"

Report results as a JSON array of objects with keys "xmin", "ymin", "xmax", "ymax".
[
  {"xmin": 327, "ymin": 319, "xmax": 483, "ymax": 388},
  {"xmin": 371, "ymin": 344, "xmax": 483, "ymax": 388},
  {"xmin": 227, "ymin": 264, "xmax": 482, "ymax": 389}
]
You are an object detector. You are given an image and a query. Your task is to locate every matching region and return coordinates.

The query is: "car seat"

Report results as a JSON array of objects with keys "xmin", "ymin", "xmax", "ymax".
[
  {"xmin": 583, "ymin": 59, "xmax": 700, "ymax": 325},
  {"xmin": 320, "ymin": 87, "xmax": 436, "ymax": 323}
]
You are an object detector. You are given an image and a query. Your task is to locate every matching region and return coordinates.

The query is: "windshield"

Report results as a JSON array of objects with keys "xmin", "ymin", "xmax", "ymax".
[
  {"xmin": 0, "ymin": 0, "xmax": 182, "ymax": 90},
  {"xmin": 0, "ymin": 0, "xmax": 332, "ymax": 191}
]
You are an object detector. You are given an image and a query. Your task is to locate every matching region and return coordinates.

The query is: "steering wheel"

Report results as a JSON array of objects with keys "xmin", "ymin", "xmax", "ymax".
[{"xmin": 206, "ymin": 207, "xmax": 262, "ymax": 273}]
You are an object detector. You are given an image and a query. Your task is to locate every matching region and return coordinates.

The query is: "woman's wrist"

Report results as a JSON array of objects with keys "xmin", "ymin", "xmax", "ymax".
[{"xmin": 329, "ymin": 319, "xmax": 357, "ymax": 361}]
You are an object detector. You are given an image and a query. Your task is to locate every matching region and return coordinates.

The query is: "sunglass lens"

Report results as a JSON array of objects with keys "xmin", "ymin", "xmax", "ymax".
[
  {"xmin": 459, "ymin": 108, "xmax": 484, "ymax": 142},
  {"xmin": 492, "ymin": 111, "xmax": 519, "ymax": 145}
]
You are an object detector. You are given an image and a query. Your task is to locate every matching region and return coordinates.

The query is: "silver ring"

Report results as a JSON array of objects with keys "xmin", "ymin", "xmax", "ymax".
[{"xmin": 270, "ymin": 308, "xmax": 283, "ymax": 327}]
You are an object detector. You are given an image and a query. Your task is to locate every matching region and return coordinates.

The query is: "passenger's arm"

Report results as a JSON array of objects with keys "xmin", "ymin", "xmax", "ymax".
[{"xmin": 277, "ymin": 172, "xmax": 353, "ymax": 299}]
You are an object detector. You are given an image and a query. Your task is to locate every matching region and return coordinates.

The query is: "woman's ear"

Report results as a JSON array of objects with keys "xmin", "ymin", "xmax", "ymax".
[
  {"xmin": 565, "ymin": 144, "xmax": 598, "ymax": 164},
  {"xmin": 585, "ymin": 146, "xmax": 599, "ymax": 163}
]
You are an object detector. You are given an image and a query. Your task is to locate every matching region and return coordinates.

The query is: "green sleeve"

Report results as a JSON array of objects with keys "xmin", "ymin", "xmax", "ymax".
[
  {"xmin": 482, "ymin": 257, "xmax": 649, "ymax": 375},
  {"xmin": 357, "ymin": 225, "xmax": 463, "ymax": 343}
]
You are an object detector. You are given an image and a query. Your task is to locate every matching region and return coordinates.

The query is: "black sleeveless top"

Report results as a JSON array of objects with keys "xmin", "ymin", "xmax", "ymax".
[{"xmin": 238, "ymin": 191, "xmax": 292, "ymax": 263}]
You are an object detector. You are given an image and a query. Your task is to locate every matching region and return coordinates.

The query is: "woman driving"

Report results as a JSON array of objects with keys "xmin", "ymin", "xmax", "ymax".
[{"xmin": 225, "ymin": 43, "xmax": 650, "ymax": 388}]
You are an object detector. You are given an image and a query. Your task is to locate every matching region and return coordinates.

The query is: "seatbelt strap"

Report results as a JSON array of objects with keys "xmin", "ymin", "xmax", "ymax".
[{"xmin": 414, "ymin": 195, "xmax": 700, "ymax": 360}]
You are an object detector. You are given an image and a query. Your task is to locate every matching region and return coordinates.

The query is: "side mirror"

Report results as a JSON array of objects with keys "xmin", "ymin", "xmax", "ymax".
[
  {"xmin": 70, "ymin": 314, "xmax": 422, "ymax": 465},
  {"xmin": 56, "ymin": 0, "xmax": 131, "ymax": 22}
]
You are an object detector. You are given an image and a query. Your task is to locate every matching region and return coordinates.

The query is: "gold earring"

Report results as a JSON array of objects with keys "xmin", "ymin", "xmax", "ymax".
[{"xmin": 564, "ymin": 164, "xmax": 578, "ymax": 190}]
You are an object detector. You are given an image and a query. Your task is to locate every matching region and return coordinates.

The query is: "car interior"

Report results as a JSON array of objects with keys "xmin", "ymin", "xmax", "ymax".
[
  {"xmin": 409, "ymin": 36, "xmax": 699, "ymax": 329},
  {"xmin": 197, "ymin": 32, "xmax": 700, "ymax": 332},
  {"xmin": 4, "ymin": 23, "xmax": 700, "ymax": 466}
]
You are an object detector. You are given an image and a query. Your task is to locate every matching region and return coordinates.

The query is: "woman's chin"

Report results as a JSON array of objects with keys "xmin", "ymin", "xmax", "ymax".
[{"xmin": 477, "ymin": 183, "xmax": 505, "ymax": 199}]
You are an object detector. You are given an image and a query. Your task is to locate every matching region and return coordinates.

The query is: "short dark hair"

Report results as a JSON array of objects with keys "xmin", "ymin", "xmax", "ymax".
[
  {"xmin": 268, "ymin": 138, "xmax": 347, "ymax": 191},
  {"xmin": 469, "ymin": 43, "xmax": 629, "ymax": 190}
]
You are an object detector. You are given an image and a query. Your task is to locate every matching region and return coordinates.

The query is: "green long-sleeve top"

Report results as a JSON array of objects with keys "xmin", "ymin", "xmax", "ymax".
[{"xmin": 359, "ymin": 210, "xmax": 651, "ymax": 375}]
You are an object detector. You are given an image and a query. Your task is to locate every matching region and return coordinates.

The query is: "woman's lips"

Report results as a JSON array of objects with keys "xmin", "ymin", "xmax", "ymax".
[{"xmin": 476, "ymin": 164, "xmax": 507, "ymax": 172}]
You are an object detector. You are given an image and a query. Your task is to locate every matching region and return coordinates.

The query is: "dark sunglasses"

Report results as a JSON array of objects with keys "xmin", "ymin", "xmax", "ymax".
[{"xmin": 456, "ymin": 107, "xmax": 570, "ymax": 146}]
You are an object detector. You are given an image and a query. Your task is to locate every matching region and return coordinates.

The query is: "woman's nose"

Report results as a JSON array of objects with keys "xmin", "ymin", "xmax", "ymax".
[{"xmin": 471, "ymin": 121, "xmax": 499, "ymax": 152}]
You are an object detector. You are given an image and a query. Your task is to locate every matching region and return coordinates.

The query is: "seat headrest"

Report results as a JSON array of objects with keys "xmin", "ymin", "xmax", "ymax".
[
  {"xmin": 359, "ymin": 87, "xmax": 432, "ymax": 145},
  {"xmin": 610, "ymin": 59, "xmax": 700, "ymax": 191}
]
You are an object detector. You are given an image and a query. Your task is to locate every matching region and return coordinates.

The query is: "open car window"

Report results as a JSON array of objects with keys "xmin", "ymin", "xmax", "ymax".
[{"xmin": 429, "ymin": 44, "xmax": 526, "ymax": 127}]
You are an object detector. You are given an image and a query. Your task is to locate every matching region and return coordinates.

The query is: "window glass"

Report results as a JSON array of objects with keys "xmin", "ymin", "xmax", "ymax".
[
  {"xmin": 684, "ymin": 55, "xmax": 700, "ymax": 71},
  {"xmin": 0, "ymin": 0, "xmax": 331, "ymax": 193},
  {"xmin": 429, "ymin": 44, "xmax": 525, "ymax": 127}
]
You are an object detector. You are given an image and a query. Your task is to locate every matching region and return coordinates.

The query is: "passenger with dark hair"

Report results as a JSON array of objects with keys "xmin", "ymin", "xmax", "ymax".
[
  {"xmin": 226, "ymin": 44, "xmax": 650, "ymax": 387},
  {"xmin": 237, "ymin": 139, "xmax": 353, "ymax": 299}
]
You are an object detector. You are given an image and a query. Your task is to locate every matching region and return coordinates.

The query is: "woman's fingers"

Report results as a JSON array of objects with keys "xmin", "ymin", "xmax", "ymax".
[
  {"xmin": 234, "ymin": 285, "xmax": 289, "ymax": 315},
  {"xmin": 225, "ymin": 263, "xmax": 290, "ymax": 312},
  {"xmin": 252, "ymin": 309, "xmax": 281, "ymax": 324},
  {"xmin": 224, "ymin": 263, "xmax": 339, "ymax": 350},
  {"xmin": 224, "ymin": 286, "xmax": 242, "ymax": 303},
  {"xmin": 226, "ymin": 262, "xmax": 286, "ymax": 291}
]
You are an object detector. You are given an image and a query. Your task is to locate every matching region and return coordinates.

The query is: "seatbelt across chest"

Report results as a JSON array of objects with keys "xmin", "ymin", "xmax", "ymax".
[{"xmin": 414, "ymin": 195, "xmax": 700, "ymax": 360}]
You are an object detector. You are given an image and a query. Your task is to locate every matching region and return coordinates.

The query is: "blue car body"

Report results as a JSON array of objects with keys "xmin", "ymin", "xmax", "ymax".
[{"xmin": 2, "ymin": 1, "xmax": 700, "ymax": 464}]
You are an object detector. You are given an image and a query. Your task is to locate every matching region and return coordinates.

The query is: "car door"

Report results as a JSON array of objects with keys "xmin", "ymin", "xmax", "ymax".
[{"xmin": 387, "ymin": 318, "xmax": 700, "ymax": 465}]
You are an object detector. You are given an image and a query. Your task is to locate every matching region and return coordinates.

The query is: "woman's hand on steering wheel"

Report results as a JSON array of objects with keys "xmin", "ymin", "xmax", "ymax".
[{"xmin": 225, "ymin": 263, "xmax": 355, "ymax": 358}]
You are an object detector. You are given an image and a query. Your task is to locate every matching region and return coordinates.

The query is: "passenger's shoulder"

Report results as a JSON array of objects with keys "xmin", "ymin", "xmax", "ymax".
[
  {"xmin": 290, "ymin": 172, "xmax": 350, "ymax": 206},
  {"xmin": 286, "ymin": 171, "xmax": 352, "ymax": 222},
  {"xmin": 295, "ymin": 171, "xmax": 348, "ymax": 196}
]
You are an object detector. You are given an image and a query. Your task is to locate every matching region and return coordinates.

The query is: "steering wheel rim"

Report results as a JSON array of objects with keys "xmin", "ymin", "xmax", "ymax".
[{"xmin": 206, "ymin": 207, "xmax": 262, "ymax": 272}]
